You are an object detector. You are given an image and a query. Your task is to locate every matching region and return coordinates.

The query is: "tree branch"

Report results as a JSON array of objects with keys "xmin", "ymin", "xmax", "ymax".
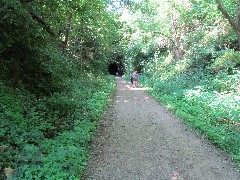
[
  {"xmin": 64, "ymin": 13, "xmax": 72, "ymax": 48},
  {"xmin": 19, "ymin": 0, "xmax": 34, "ymax": 3},
  {"xmin": 28, "ymin": 10, "xmax": 55, "ymax": 37},
  {"xmin": 215, "ymin": 0, "xmax": 238, "ymax": 31},
  {"xmin": 238, "ymin": 3, "xmax": 240, "ymax": 28},
  {"xmin": 18, "ymin": 0, "xmax": 55, "ymax": 37}
]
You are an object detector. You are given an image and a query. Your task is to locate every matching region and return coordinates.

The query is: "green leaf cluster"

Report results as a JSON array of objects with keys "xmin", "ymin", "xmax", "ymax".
[
  {"xmin": 0, "ymin": 75, "xmax": 116, "ymax": 178},
  {"xmin": 0, "ymin": 0, "xmax": 119, "ymax": 178}
]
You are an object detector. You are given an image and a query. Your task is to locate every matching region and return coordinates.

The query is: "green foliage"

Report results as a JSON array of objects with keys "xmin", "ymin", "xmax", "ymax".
[
  {"xmin": 0, "ymin": 2, "xmax": 117, "ymax": 177},
  {"xmin": 1, "ymin": 0, "xmax": 120, "ymax": 92},
  {"xmin": 117, "ymin": 0, "xmax": 240, "ymax": 170},
  {"xmin": 0, "ymin": 0, "xmax": 119, "ymax": 178},
  {"xmin": 210, "ymin": 50, "xmax": 240, "ymax": 74},
  {"xmin": 119, "ymin": 0, "xmax": 240, "ymax": 171},
  {"xmin": 0, "ymin": 74, "xmax": 116, "ymax": 178},
  {"xmin": 128, "ymin": 0, "xmax": 240, "ymax": 161}
]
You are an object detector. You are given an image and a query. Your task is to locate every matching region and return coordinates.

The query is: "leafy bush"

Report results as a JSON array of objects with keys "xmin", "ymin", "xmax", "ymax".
[
  {"xmin": 0, "ymin": 74, "xmax": 116, "ymax": 178},
  {"xmin": 0, "ymin": 0, "xmax": 118, "ymax": 178},
  {"xmin": 210, "ymin": 50, "xmax": 240, "ymax": 74}
]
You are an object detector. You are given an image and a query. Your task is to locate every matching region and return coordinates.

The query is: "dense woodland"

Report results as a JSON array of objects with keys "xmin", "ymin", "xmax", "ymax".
[{"xmin": 0, "ymin": 0, "xmax": 239, "ymax": 179}]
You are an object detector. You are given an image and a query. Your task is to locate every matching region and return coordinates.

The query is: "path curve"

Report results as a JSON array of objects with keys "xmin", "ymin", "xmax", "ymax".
[{"xmin": 84, "ymin": 77, "xmax": 240, "ymax": 180}]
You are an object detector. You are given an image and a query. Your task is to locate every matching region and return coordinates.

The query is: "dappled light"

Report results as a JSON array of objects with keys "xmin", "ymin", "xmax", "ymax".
[{"xmin": 1, "ymin": 0, "xmax": 240, "ymax": 178}]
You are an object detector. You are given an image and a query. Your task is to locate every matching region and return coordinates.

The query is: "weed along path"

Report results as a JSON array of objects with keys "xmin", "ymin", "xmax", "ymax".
[{"xmin": 84, "ymin": 77, "xmax": 240, "ymax": 180}]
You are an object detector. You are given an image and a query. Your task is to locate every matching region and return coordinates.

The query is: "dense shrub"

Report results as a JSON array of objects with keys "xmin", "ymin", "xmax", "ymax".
[
  {"xmin": 0, "ymin": 74, "xmax": 116, "ymax": 178},
  {"xmin": 210, "ymin": 50, "xmax": 240, "ymax": 74}
]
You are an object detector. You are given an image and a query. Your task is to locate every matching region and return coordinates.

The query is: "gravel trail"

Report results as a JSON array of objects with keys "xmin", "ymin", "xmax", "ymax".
[{"xmin": 84, "ymin": 77, "xmax": 240, "ymax": 180}]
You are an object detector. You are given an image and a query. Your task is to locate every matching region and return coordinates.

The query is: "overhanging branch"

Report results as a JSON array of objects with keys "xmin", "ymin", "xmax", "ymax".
[
  {"xmin": 215, "ymin": 0, "xmax": 238, "ymax": 31},
  {"xmin": 20, "ymin": 0, "xmax": 34, "ymax": 2},
  {"xmin": 18, "ymin": 0, "xmax": 55, "ymax": 37},
  {"xmin": 28, "ymin": 10, "xmax": 55, "ymax": 37}
]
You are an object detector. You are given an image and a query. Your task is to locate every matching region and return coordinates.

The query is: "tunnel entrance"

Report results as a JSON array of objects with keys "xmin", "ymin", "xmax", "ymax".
[
  {"xmin": 108, "ymin": 63, "xmax": 118, "ymax": 75},
  {"xmin": 108, "ymin": 54, "xmax": 124, "ymax": 76}
]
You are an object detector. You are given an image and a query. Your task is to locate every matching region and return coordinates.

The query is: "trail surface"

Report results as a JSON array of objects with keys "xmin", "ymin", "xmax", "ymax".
[{"xmin": 84, "ymin": 77, "xmax": 240, "ymax": 180}]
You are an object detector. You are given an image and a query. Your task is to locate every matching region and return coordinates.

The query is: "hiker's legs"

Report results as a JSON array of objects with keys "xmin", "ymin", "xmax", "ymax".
[{"xmin": 133, "ymin": 80, "xmax": 137, "ymax": 87}]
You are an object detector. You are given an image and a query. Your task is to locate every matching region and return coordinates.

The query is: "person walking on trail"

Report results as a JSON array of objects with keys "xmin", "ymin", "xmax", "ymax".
[
  {"xmin": 130, "ymin": 73, "xmax": 133, "ymax": 85},
  {"xmin": 132, "ymin": 71, "xmax": 139, "ymax": 88}
]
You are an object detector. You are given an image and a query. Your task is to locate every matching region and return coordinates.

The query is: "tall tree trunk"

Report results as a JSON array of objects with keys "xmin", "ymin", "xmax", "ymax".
[
  {"xmin": 80, "ymin": 12, "xmax": 84, "ymax": 72},
  {"xmin": 170, "ymin": 7, "xmax": 184, "ymax": 60},
  {"xmin": 237, "ymin": 3, "xmax": 240, "ymax": 50},
  {"xmin": 64, "ymin": 13, "xmax": 72, "ymax": 48},
  {"xmin": 216, "ymin": 0, "xmax": 240, "ymax": 50}
]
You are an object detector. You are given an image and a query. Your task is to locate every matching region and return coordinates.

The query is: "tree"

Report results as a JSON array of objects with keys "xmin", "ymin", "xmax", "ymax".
[{"xmin": 215, "ymin": 0, "xmax": 240, "ymax": 50}]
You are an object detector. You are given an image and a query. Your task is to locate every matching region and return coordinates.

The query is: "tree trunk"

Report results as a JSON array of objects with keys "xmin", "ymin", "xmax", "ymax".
[
  {"xmin": 170, "ymin": 8, "xmax": 184, "ymax": 60},
  {"xmin": 237, "ymin": 5, "xmax": 240, "ymax": 50},
  {"xmin": 28, "ymin": 10, "xmax": 55, "ymax": 37},
  {"xmin": 64, "ymin": 13, "xmax": 72, "ymax": 48},
  {"xmin": 216, "ymin": 0, "xmax": 240, "ymax": 50}
]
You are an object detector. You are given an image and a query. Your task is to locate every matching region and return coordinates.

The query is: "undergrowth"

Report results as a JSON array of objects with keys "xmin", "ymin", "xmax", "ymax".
[{"xmin": 0, "ymin": 74, "xmax": 116, "ymax": 179}]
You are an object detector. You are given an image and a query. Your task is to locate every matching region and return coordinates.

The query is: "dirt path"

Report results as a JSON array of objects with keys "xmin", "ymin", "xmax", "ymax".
[{"xmin": 84, "ymin": 77, "xmax": 240, "ymax": 180}]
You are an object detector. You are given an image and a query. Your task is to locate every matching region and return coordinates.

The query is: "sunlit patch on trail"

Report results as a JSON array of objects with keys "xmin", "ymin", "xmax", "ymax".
[
  {"xmin": 130, "ymin": 87, "xmax": 149, "ymax": 91},
  {"xmin": 115, "ymin": 93, "xmax": 149, "ymax": 104},
  {"xmin": 116, "ymin": 77, "xmax": 150, "ymax": 91},
  {"xmin": 119, "ymin": 80, "xmax": 128, "ymax": 84},
  {"xmin": 171, "ymin": 171, "xmax": 181, "ymax": 180},
  {"xmin": 121, "ymin": 84, "xmax": 149, "ymax": 91}
]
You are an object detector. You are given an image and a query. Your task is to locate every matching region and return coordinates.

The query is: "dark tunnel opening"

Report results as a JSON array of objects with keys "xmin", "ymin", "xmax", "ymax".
[
  {"xmin": 108, "ymin": 63, "xmax": 118, "ymax": 75},
  {"xmin": 108, "ymin": 54, "xmax": 124, "ymax": 76}
]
